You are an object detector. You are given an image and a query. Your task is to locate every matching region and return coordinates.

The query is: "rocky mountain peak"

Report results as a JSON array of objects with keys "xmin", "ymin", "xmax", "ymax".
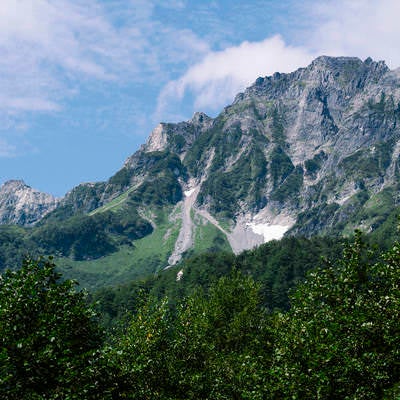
[
  {"xmin": 190, "ymin": 111, "xmax": 212, "ymax": 127},
  {"xmin": 310, "ymin": 55, "xmax": 362, "ymax": 68},
  {"xmin": 304, "ymin": 55, "xmax": 389, "ymax": 77},
  {"xmin": 308, "ymin": 56, "xmax": 389, "ymax": 87},
  {"xmin": 240, "ymin": 56, "xmax": 390, "ymax": 101},
  {"xmin": 2, "ymin": 179, "xmax": 28, "ymax": 191},
  {"xmin": 144, "ymin": 123, "xmax": 168, "ymax": 152},
  {"xmin": 141, "ymin": 112, "xmax": 214, "ymax": 158},
  {"xmin": 0, "ymin": 180, "xmax": 59, "ymax": 225}
]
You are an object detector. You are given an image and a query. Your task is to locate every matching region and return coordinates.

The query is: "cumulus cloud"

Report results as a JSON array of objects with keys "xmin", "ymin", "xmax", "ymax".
[{"xmin": 156, "ymin": 35, "xmax": 315, "ymax": 118}]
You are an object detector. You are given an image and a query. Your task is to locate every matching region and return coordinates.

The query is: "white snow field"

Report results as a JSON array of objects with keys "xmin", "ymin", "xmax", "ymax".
[{"xmin": 247, "ymin": 223, "xmax": 290, "ymax": 242}]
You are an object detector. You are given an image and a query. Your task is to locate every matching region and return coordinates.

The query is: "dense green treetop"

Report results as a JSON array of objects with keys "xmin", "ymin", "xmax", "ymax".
[{"xmin": 0, "ymin": 257, "xmax": 103, "ymax": 399}]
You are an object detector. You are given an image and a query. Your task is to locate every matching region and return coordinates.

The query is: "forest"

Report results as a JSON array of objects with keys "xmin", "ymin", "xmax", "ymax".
[{"xmin": 0, "ymin": 231, "xmax": 399, "ymax": 399}]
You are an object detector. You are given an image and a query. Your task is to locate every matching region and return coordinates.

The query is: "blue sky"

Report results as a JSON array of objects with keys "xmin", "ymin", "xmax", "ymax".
[{"xmin": 1, "ymin": 0, "xmax": 400, "ymax": 196}]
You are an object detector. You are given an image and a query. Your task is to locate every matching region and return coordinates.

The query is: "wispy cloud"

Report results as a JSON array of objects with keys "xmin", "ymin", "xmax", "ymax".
[
  {"xmin": 0, "ymin": 0, "xmax": 128, "ymax": 114},
  {"xmin": 156, "ymin": 35, "xmax": 315, "ymax": 118},
  {"xmin": 157, "ymin": 0, "xmax": 400, "ymax": 121},
  {"xmin": 308, "ymin": 0, "xmax": 400, "ymax": 67},
  {"xmin": 0, "ymin": 138, "xmax": 17, "ymax": 158},
  {"xmin": 2, "ymin": 0, "xmax": 400, "ymax": 155},
  {"xmin": 0, "ymin": 0, "xmax": 208, "ymax": 115},
  {"xmin": 0, "ymin": 0, "xmax": 212, "ymax": 159}
]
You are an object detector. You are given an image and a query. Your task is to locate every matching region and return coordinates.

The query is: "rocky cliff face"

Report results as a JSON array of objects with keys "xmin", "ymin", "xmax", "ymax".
[
  {"xmin": 5, "ymin": 56, "xmax": 400, "ymax": 266},
  {"xmin": 187, "ymin": 55, "xmax": 400, "ymax": 238},
  {"xmin": 116, "ymin": 55, "xmax": 400, "ymax": 251},
  {"xmin": 0, "ymin": 180, "xmax": 59, "ymax": 225}
]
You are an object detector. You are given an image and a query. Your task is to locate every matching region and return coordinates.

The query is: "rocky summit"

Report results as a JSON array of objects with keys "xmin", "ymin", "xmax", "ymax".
[
  {"xmin": 3, "ymin": 56, "xmax": 400, "ymax": 275},
  {"xmin": 0, "ymin": 180, "xmax": 59, "ymax": 225}
]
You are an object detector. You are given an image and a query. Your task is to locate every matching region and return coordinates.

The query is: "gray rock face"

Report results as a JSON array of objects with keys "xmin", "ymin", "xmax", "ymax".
[
  {"xmin": 140, "ymin": 112, "xmax": 213, "ymax": 157},
  {"xmin": 0, "ymin": 180, "xmax": 59, "ymax": 225},
  {"xmin": 233, "ymin": 55, "xmax": 400, "ymax": 235}
]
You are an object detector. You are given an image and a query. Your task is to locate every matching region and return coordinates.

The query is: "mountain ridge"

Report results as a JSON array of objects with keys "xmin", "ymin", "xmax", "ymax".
[{"xmin": 2, "ymin": 55, "xmax": 400, "ymax": 278}]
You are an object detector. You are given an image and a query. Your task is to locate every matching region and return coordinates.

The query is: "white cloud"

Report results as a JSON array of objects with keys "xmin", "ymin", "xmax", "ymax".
[
  {"xmin": 2, "ymin": 0, "xmax": 400, "ymax": 152},
  {"xmin": 308, "ymin": 0, "xmax": 400, "ymax": 68},
  {"xmin": 0, "ymin": 0, "xmax": 208, "ymax": 116},
  {"xmin": 156, "ymin": 35, "xmax": 315, "ymax": 118},
  {"xmin": 0, "ymin": 96, "xmax": 60, "ymax": 113},
  {"xmin": 157, "ymin": 0, "xmax": 400, "ymax": 122},
  {"xmin": 0, "ymin": 0, "xmax": 214, "ymax": 160},
  {"xmin": 0, "ymin": 0, "xmax": 130, "ymax": 114},
  {"xmin": 158, "ymin": 0, "xmax": 186, "ymax": 10}
]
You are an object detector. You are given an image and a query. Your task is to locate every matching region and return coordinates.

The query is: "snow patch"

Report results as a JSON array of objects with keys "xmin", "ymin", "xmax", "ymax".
[
  {"xmin": 247, "ymin": 223, "xmax": 290, "ymax": 242},
  {"xmin": 184, "ymin": 188, "xmax": 196, "ymax": 197},
  {"xmin": 336, "ymin": 195, "xmax": 351, "ymax": 206},
  {"xmin": 176, "ymin": 269, "xmax": 184, "ymax": 281}
]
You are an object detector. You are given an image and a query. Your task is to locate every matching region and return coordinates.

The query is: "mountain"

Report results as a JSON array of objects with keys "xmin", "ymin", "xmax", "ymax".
[
  {"xmin": 0, "ymin": 180, "xmax": 59, "ymax": 225},
  {"xmin": 2, "ymin": 55, "xmax": 400, "ymax": 286}
]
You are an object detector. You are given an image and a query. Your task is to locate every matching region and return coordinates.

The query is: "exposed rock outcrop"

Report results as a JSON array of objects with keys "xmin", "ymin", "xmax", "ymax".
[{"xmin": 0, "ymin": 180, "xmax": 59, "ymax": 225}]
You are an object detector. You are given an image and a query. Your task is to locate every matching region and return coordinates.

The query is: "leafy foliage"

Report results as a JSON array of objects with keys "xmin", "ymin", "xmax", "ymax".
[
  {"xmin": 93, "ymin": 236, "xmax": 344, "ymax": 327},
  {"xmin": 339, "ymin": 141, "xmax": 393, "ymax": 180},
  {"xmin": 31, "ymin": 215, "xmax": 116, "ymax": 260},
  {"xmin": 271, "ymin": 231, "xmax": 400, "ymax": 398},
  {"xmin": 107, "ymin": 166, "xmax": 133, "ymax": 190},
  {"xmin": 42, "ymin": 182, "xmax": 106, "ymax": 223},
  {"xmin": 270, "ymin": 165, "xmax": 304, "ymax": 203},
  {"xmin": 304, "ymin": 150, "xmax": 327, "ymax": 177},
  {"xmin": 109, "ymin": 271, "xmax": 271, "ymax": 399},
  {"xmin": 129, "ymin": 173, "xmax": 182, "ymax": 206},
  {"xmin": 184, "ymin": 116, "xmax": 269, "ymax": 216},
  {"xmin": 293, "ymin": 202, "xmax": 341, "ymax": 235},
  {"xmin": 23, "ymin": 150, "xmax": 185, "ymax": 264},
  {"xmin": 143, "ymin": 150, "xmax": 187, "ymax": 177},
  {"xmin": 271, "ymin": 107, "xmax": 286, "ymax": 142},
  {"xmin": 269, "ymin": 145, "xmax": 294, "ymax": 187},
  {"xmin": 126, "ymin": 151, "xmax": 186, "ymax": 208},
  {"xmin": 1, "ymin": 232, "xmax": 399, "ymax": 398},
  {"xmin": 0, "ymin": 226, "xmax": 35, "ymax": 271},
  {"xmin": 104, "ymin": 233, "xmax": 400, "ymax": 398},
  {"xmin": 0, "ymin": 257, "xmax": 103, "ymax": 399}
]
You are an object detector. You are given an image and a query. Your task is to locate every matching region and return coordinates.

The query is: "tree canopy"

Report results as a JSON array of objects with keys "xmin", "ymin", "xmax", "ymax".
[
  {"xmin": 0, "ymin": 257, "xmax": 102, "ymax": 399},
  {"xmin": 0, "ymin": 233, "xmax": 399, "ymax": 398}
]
